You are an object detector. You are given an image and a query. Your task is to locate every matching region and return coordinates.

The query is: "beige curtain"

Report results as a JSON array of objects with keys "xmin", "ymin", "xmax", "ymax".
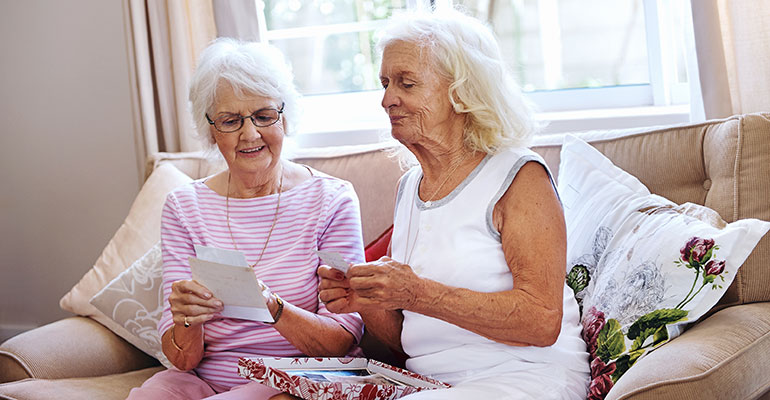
[
  {"xmin": 125, "ymin": 0, "xmax": 216, "ymax": 173},
  {"xmin": 691, "ymin": 0, "xmax": 770, "ymax": 119}
]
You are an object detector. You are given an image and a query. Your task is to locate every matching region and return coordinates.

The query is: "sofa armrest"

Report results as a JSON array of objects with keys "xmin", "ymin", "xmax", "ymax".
[
  {"xmin": 0, "ymin": 316, "xmax": 159, "ymax": 383},
  {"xmin": 607, "ymin": 302, "xmax": 770, "ymax": 400}
]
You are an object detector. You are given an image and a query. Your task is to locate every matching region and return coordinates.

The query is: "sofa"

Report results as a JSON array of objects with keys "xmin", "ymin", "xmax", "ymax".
[{"xmin": 1, "ymin": 112, "xmax": 768, "ymax": 400}]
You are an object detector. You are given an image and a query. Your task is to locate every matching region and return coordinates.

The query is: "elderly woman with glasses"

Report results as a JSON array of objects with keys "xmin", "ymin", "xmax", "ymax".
[
  {"xmin": 319, "ymin": 9, "xmax": 591, "ymax": 400},
  {"xmin": 127, "ymin": 38, "xmax": 365, "ymax": 400}
]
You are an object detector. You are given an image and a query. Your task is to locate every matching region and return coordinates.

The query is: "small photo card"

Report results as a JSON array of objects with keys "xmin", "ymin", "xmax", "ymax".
[{"xmin": 315, "ymin": 250, "xmax": 352, "ymax": 274}]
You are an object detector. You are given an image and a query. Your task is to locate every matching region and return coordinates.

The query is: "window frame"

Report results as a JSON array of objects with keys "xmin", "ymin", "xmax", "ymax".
[{"xmin": 253, "ymin": 0, "xmax": 696, "ymax": 146}]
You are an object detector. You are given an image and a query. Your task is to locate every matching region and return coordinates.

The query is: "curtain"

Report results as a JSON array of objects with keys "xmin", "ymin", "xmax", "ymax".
[
  {"xmin": 691, "ymin": 0, "xmax": 770, "ymax": 119},
  {"xmin": 212, "ymin": 0, "xmax": 263, "ymax": 42},
  {"xmin": 125, "ymin": 0, "xmax": 216, "ymax": 173}
]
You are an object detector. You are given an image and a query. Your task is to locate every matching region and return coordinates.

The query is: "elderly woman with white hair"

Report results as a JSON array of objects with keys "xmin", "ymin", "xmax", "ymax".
[
  {"xmin": 319, "ymin": 9, "xmax": 590, "ymax": 399},
  {"xmin": 127, "ymin": 38, "xmax": 365, "ymax": 399}
]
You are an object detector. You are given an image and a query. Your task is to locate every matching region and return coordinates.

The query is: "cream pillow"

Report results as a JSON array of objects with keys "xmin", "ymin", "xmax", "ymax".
[
  {"xmin": 90, "ymin": 243, "xmax": 172, "ymax": 368},
  {"xmin": 558, "ymin": 135, "xmax": 770, "ymax": 400},
  {"xmin": 60, "ymin": 163, "xmax": 191, "ymax": 356}
]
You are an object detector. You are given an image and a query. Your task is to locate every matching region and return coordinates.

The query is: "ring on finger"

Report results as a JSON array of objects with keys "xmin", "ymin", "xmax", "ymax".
[{"xmin": 183, "ymin": 315, "xmax": 190, "ymax": 328}]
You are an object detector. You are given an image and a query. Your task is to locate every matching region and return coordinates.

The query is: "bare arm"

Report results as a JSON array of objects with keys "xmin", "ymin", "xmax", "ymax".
[
  {"xmin": 348, "ymin": 162, "xmax": 566, "ymax": 347},
  {"xmin": 360, "ymin": 310, "xmax": 405, "ymax": 353},
  {"xmin": 268, "ymin": 292, "xmax": 356, "ymax": 356},
  {"xmin": 161, "ymin": 325, "xmax": 204, "ymax": 371},
  {"xmin": 161, "ymin": 280, "xmax": 219, "ymax": 371}
]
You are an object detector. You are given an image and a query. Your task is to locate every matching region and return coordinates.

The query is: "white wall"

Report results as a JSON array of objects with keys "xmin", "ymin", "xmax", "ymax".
[{"xmin": 0, "ymin": 0, "xmax": 141, "ymax": 342}]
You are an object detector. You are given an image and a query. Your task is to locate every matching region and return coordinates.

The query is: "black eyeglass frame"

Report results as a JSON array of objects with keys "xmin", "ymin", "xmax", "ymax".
[{"xmin": 205, "ymin": 102, "xmax": 285, "ymax": 133}]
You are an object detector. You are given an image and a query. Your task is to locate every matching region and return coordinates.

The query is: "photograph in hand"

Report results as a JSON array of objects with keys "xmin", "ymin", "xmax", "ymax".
[{"xmin": 315, "ymin": 249, "xmax": 352, "ymax": 274}]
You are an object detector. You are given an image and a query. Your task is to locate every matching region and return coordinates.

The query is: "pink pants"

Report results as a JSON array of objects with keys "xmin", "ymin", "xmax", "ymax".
[{"xmin": 126, "ymin": 368, "xmax": 282, "ymax": 400}]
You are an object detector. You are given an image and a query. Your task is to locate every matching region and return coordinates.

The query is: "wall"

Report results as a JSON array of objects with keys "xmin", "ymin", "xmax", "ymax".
[{"xmin": 0, "ymin": 0, "xmax": 141, "ymax": 342}]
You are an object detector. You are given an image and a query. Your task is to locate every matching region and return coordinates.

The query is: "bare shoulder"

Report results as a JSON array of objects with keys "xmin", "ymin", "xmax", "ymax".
[{"xmin": 493, "ymin": 160, "xmax": 562, "ymax": 232}]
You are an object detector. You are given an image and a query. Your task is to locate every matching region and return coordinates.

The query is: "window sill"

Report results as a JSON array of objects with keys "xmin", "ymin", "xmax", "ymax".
[
  {"xmin": 537, "ymin": 104, "xmax": 691, "ymax": 134},
  {"xmin": 293, "ymin": 101, "xmax": 691, "ymax": 148}
]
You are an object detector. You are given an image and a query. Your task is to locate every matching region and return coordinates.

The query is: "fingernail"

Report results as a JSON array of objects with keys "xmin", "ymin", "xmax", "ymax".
[
  {"xmin": 214, "ymin": 301, "xmax": 223, "ymax": 307},
  {"xmin": 205, "ymin": 293, "xmax": 212, "ymax": 298}
]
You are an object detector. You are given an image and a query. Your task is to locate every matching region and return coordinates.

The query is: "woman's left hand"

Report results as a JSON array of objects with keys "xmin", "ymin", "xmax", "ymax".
[
  {"xmin": 346, "ymin": 256, "xmax": 423, "ymax": 311},
  {"xmin": 257, "ymin": 279, "xmax": 282, "ymax": 321}
]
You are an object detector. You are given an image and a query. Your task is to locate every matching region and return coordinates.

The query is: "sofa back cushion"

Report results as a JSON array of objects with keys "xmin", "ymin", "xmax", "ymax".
[{"xmin": 532, "ymin": 112, "xmax": 770, "ymax": 308}]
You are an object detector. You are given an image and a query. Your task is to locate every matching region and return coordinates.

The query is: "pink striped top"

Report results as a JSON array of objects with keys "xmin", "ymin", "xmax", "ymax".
[{"xmin": 158, "ymin": 170, "xmax": 365, "ymax": 392}]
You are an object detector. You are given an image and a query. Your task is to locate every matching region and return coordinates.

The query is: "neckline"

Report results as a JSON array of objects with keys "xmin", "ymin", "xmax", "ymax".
[
  {"xmin": 199, "ymin": 166, "xmax": 316, "ymax": 201},
  {"xmin": 414, "ymin": 153, "xmax": 491, "ymax": 210}
]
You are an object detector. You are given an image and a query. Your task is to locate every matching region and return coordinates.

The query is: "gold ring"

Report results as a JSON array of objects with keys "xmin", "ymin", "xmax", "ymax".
[{"xmin": 183, "ymin": 316, "xmax": 190, "ymax": 328}]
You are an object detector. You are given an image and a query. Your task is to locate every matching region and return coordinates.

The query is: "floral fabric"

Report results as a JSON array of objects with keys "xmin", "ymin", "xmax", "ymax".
[{"xmin": 558, "ymin": 135, "xmax": 770, "ymax": 399}]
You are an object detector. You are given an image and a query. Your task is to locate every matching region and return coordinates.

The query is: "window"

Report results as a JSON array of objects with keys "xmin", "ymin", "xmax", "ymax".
[
  {"xmin": 453, "ymin": 0, "xmax": 696, "ymax": 112},
  {"xmin": 261, "ymin": 0, "xmax": 405, "ymax": 95},
  {"xmin": 245, "ymin": 0, "xmax": 698, "ymax": 145}
]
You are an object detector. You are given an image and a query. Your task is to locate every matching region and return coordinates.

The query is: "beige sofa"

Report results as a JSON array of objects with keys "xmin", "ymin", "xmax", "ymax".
[{"xmin": 1, "ymin": 113, "xmax": 768, "ymax": 399}]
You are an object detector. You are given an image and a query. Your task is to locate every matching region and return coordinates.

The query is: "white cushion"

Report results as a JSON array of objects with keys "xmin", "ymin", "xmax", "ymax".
[{"xmin": 558, "ymin": 135, "xmax": 770, "ymax": 399}]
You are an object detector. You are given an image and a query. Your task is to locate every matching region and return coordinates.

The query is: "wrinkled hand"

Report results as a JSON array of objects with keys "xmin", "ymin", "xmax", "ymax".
[
  {"xmin": 169, "ymin": 280, "xmax": 223, "ymax": 328},
  {"xmin": 349, "ymin": 257, "xmax": 423, "ymax": 311},
  {"xmin": 319, "ymin": 257, "xmax": 422, "ymax": 313}
]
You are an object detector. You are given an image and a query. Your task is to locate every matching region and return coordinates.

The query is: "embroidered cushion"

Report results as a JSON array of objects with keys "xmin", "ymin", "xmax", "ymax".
[
  {"xmin": 558, "ymin": 135, "xmax": 770, "ymax": 399},
  {"xmin": 89, "ymin": 243, "xmax": 172, "ymax": 368}
]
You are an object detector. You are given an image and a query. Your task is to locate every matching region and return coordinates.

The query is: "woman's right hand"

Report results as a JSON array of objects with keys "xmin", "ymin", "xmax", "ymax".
[
  {"xmin": 169, "ymin": 279, "xmax": 224, "ymax": 328},
  {"xmin": 317, "ymin": 266, "xmax": 357, "ymax": 314}
]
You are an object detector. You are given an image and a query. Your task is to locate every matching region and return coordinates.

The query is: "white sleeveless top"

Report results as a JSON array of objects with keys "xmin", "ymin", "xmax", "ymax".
[{"xmin": 392, "ymin": 147, "xmax": 590, "ymax": 382}]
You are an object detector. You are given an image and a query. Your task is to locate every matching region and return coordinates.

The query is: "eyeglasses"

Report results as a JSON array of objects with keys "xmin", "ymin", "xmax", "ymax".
[{"xmin": 205, "ymin": 102, "xmax": 284, "ymax": 133}]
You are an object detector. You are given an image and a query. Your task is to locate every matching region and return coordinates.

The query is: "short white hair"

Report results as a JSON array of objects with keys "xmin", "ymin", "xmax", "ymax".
[
  {"xmin": 377, "ymin": 8, "xmax": 537, "ymax": 153},
  {"xmin": 189, "ymin": 38, "xmax": 301, "ymax": 148}
]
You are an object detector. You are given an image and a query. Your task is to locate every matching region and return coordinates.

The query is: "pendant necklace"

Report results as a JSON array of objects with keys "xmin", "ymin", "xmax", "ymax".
[
  {"xmin": 403, "ymin": 154, "xmax": 468, "ymax": 264},
  {"xmin": 225, "ymin": 168, "xmax": 283, "ymax": 268}
]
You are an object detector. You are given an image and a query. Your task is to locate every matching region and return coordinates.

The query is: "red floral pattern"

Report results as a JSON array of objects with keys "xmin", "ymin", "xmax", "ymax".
[
  {"xmin": 581, "ymin": 307, "xmax": 606, "ymax": 358},
  {"xmin": 581, "ymin": 308, "xmax": 615, "ymax": 400},
  {"xmin": 238, "ymin": 357, "xmax": 449, "ymax": 400},
  {"xmin": 368, "ymin": 360, "xmax": 450, "ymax": 388},
  {"xmin": 679, "ymin": 237, "xmax": 715, "ymax": 265},
  {"xmin": 587, "ymin": 357, "xmax": 616, "ymax": 400}
]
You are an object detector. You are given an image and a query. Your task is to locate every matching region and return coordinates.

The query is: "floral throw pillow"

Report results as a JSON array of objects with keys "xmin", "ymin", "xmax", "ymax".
[
  {"xmin": 89, "ymin": 242, "xmax": 172, "ymax": 368},
  {"xmin": 558, "ymin": 136, "xmax": 770, "ymax": 399}
]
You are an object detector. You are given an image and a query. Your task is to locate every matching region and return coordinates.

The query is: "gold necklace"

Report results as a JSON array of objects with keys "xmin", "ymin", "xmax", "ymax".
[
  {"xmin": 422, "ymin": 153, "xmax": 468, "ymax": 208},
  {"xmin": 225, "ymin": 169, "xmax": 283, "ymax": 268},
  {"xmin": 403, "ymin": 153, "xmax": 468, "ymax": 264}
]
